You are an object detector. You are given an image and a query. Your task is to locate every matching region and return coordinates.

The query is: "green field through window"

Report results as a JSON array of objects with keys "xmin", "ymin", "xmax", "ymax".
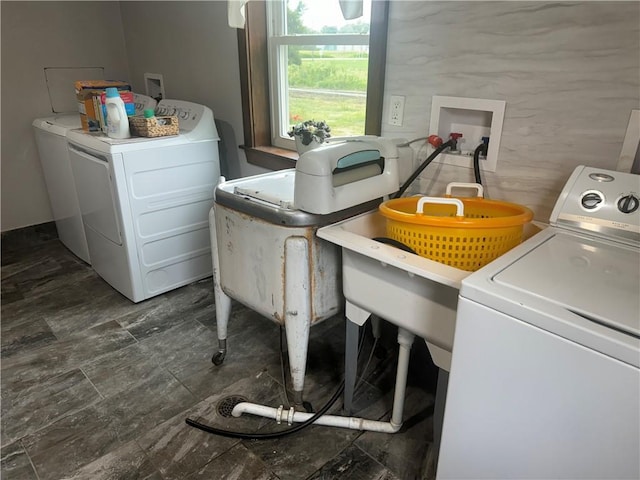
[{"xmin": 288, "ymin": 51, "xmax": 368, "ymax": 137}]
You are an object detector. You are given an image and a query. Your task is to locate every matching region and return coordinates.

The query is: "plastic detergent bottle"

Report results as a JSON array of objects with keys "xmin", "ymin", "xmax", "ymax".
[{"xmin": 105, "ymin": 87, "xmax": 130, "ymax": 139}]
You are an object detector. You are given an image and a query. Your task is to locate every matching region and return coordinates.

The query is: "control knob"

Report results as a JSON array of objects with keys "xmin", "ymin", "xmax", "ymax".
[
  {"xmin": 581, "ymin": 191, "xmax": 603, "ymax": 210},
  {"xmin": 617, "ymin": 194, "xmax": 639, "ymax": 214}
]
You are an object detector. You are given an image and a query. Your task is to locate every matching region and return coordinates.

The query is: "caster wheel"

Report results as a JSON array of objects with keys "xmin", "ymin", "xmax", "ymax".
[{"xmin": 212, "ymin": 352, "xmax": 225, "ymax": 366}]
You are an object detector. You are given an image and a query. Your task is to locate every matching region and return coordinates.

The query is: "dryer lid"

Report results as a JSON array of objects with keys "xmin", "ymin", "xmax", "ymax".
[
  {"xmin": 51, "ymin": 114, "xmax": 82, "ymax": 129},
  {"xmin": 493, "ymin": 232, "xmax": 640, "ymax": 338},
  {"xmin": 32, "ymin": 113, "xmax": 81, "ymax": 136}
]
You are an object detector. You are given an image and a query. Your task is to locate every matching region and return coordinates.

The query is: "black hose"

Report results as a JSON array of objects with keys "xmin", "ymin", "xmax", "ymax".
[
  {"xmin": 473, "ymin": 143, "xmax": 483, "ymax": 186},
  {"xmin": 393, "ymin": 140, "xmax": 454, "ymax": 199},
  {"xmin": 278, "ymin": 326, "xmax": 292, "ymax": 407},
  {"xmin": 186, "ymin": 321, "xmax": 372, "ymax": 439},
  {"xmin": 185, "ymin": 382, "xmax": 345, "ymax": 439},
  {"xmin": 371, "ymin": 237, "xmax": 417, "ymax": 254}
]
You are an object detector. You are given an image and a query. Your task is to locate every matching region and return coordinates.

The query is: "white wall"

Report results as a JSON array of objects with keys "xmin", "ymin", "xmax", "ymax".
[
  {"xmin": 1, "ymin": 1, "xmax": 130, "ymax": 232},
  {"xmin": 381, "ymin": 1, "xmax": 639, "ymax": 222},
  {"xmin": 118, "ymin": 1, "xmax": 265, "ymax": 182}
]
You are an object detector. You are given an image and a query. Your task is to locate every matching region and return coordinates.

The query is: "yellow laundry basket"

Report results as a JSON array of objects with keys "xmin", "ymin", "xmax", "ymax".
[{"xmin": 379, "ymin": 183, "xmax": 533, "ymax": 271}]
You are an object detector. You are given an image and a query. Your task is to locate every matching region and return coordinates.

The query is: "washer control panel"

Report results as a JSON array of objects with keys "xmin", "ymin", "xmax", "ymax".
[
  {"xmin": 550, "ymin": 165, "xmax": 640, "ymax": 246},
  {"xmin": 155, "ymin": 100, "xmax": 206, "ymax": 131},
  {"xmin": 153, "ymin": 99, "xmax": 217, "ymax": 142}
]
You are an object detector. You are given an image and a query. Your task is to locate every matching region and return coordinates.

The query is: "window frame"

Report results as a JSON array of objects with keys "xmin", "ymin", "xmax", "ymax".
[{"xmin": 237, "ymin": 0, "xmax": 389, "ymax": 170}]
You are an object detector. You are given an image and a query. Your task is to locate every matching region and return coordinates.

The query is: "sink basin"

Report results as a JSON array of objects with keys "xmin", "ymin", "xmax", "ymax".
[
  {"xmin": 318, "ymin": 209, "xmax": 542, "ymax": 370},
  {"xmin": 317, "ymin": 210, "xmax": 469, "ymax": 370}
]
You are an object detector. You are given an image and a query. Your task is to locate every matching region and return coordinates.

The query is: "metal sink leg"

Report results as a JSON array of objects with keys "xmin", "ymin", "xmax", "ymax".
[
  {"xmin": 284, "ymin": 236, "xmax": 312, "ymax": 406},
  {"xmin": 209, "ymin": 206, "xmax": 232, "ymax": 366}
]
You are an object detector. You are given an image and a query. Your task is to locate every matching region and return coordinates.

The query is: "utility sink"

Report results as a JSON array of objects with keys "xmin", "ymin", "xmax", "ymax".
[
  {"xmin": 318, "ymin": 210, "xmax": 467, "ymax": 370},
  {"xmin": 317, "ymin": 209, "xmax": 542, "ymax": 371}
]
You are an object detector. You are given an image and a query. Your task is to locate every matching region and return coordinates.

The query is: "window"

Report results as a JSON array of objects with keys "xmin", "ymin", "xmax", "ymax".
[
  {"xmin": 267, "ymin": 1, "xmax": 372, "ymax": 149},
  {"xmin": 238, "ymin": 0, "xmax": 389, "ymax": 169}
]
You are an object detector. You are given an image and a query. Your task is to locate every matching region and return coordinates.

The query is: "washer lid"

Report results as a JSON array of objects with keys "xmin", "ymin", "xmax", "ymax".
[
  {"xmin": 232, "ymin": 170, "xmax": 295, "ymax": 209},
  {"xmin": 493, "ymin": 232, "xmax": 640, "ymax": 338},
  {"xmin": 67, "ymin": 128, "xmax": 189, "ymax": 153},
  {"xmin": 216, "ymin": 169, "xmax": 382, "ymax": 227}
]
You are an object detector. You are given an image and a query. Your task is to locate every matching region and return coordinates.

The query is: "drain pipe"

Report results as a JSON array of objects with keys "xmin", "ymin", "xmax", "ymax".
[
  {"xmin": 232, "ymin": 327, "xmax": 415, "ymax": 434},
  {"xmin": 232, "ymin": 402, "xmax": 401, "ymax": 433}
]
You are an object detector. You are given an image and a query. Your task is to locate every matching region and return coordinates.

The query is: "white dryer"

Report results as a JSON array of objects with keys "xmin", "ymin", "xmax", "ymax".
[
  {"xmin": 437, "ymin": 166, "xmax": 640, "ymax": 479},
  {"xmin": 33, "ymin": 113, "xmax": 91, "ymax": 264},
  {"xmin": 33, "ymin": 94, "xmax": 157, "ymax": 265},
  {"xmin": 66, "ymin": 99, "xmax": 220, "ymax": 303}
]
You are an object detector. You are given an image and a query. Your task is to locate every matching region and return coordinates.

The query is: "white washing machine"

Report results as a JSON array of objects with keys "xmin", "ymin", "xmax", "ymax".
[
  {"xmin": 66, "ymin": 99, "xmax": 220, "ymax": 303},
  {"xmin": 437, "ymin": 166, "xmax": 640, "ymax": 479},
  {"xmin": 33, "ymin": 94, "xmax": 157, "ymax": 265},
  {"xmin": 33, "ymin": 113, "xmax": 91, "ymax": 264}
]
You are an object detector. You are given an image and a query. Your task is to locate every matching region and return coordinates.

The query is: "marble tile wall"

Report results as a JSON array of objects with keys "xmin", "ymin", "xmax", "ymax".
[{"xmin": 381, "ymin": 1, "xmax": 639, "ymax": 221}]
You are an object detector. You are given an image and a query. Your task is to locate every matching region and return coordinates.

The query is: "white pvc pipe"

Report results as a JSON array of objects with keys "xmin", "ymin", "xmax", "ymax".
[
  {"xmin": 390, "ymin": 328, "xmax": 415, "ymax": 428},
  {"xmin": 231, "ymin": 402, "xmax": 402, "ymax": 433},
  {"xmin": 231, "ymin": 327, "xmax": 416, "ymax": 435}
]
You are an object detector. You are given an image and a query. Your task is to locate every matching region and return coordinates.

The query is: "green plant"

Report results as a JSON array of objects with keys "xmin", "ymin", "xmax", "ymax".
[{"xmin": 288, "ymin": 119, "xmax": 331, "ymax": 145}]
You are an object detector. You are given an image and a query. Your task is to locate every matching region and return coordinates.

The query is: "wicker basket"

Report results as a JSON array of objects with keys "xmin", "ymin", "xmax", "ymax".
[{"xmin": 129, "ymin": 115, "xmax": 179, "ymax": 137}]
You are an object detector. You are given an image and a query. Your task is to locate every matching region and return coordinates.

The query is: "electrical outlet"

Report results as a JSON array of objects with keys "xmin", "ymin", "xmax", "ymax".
[{"xmin": 389, "ymin": 95, "xmax": 405, "ymax": 126}]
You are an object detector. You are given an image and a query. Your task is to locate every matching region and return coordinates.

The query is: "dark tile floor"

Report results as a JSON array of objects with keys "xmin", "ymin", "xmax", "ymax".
[{"xmin": 1, "ymin": 224, "xmax": 440, "ymax": 480}]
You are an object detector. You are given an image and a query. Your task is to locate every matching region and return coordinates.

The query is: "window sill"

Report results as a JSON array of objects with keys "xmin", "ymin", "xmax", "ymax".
[{"xmin": 242, "ymin": 145, "xmax": 298, "ymax": 171}]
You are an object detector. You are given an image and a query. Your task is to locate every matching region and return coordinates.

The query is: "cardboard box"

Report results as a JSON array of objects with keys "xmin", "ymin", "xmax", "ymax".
[{"xmin": 75, "ymin": 80, "xmax": 131, "ymax": 131}]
